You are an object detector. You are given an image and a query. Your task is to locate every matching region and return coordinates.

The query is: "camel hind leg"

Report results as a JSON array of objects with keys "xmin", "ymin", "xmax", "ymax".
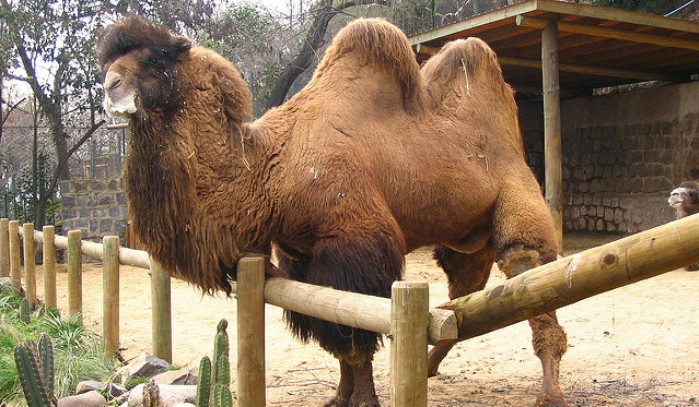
[
  {"xmin": 428, "ymin": 245, "xmax": 495, "ymax": 376},
  {"xmin": 493, "ymin": 171, "xmax": 569, "ymax": 407}
]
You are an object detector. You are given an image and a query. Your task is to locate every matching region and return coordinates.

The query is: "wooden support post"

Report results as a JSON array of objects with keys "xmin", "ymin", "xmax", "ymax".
[
  {"xmin": 22, "ymin": 223, "xmax": 36, "ymax": 308},
  {"xmin": 42, "ymin": 226, "xmax": 57, "ymax": 310},
  {"xmin": 390, "ymin": 281, "xmax": 429, "ymax": 407},
  {"xmin": 441, "ymin": 213, "xmax": 699, "ymax": 341},
  {"xmin": 150, "ymin": 259, "xmax": 172, "ymax": 363},
  {"xmin": 9, "ymin": 221, "xmax": 21, "ymax": 293},
  {"xmin": 236, "ymin": 257, "xmax": 266, "ymax": 407},
  {"xmin": 542, "ymin": 20, "xmax": 563, "ymax": 251},
  {"xmin": 103, "ymin": 236, "xmax": 120, "ymax": 359},
  {"xmin": 67, "ymin": 230, "xmax": 83, "ymax": 322},
  {"xmin": 0, "ymin": 218, "xmax": 9, "ymax": 278}
]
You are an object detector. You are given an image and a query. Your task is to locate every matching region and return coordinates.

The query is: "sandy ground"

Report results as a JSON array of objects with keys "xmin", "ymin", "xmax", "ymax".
[{"xmin": 38, "ymin": 233, "xmax": 699, "ymax": 406}]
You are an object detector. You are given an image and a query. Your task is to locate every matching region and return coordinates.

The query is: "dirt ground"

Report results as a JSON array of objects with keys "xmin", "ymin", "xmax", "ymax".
[{"xmin": 39, "ymin": 233, "xmax": 699, "ymax": 406}]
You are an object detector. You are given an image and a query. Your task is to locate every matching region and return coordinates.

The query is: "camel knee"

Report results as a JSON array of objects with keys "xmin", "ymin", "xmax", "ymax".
[
  {"xmin": 497, "ymin": 244, "xmax": 544, "ymax": 278},
  {"xmin": 529, "ymin": 312, "xmax": 568, "ymax": 359}
]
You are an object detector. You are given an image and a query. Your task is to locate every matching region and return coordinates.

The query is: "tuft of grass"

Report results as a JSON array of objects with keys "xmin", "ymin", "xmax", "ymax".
[{"xmin": 0, "ymin": 285, "xmax": 116, "ymax": 405}]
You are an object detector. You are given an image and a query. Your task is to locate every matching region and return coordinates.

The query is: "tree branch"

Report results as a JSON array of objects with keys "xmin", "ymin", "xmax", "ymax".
[{"xmin": 45, "ymin": 119, "xmax": 106, "ymax": 201}]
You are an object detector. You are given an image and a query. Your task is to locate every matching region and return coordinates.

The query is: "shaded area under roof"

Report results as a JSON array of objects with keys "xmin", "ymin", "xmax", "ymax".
[{"xmin": 410, "ymin": 0, "xmax": 699, "ymax": 95}]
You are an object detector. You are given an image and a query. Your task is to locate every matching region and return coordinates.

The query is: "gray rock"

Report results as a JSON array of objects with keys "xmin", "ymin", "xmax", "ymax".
[
  {"xmin": 57, "ymin": 390, "xmax": 107, "ymax": 407},
  {"xmin": 76, "ymin": 380, "xmax": 127, "ymax": 400},
  {"xmin": 128, "ymin": 384, "xmax": 197, "ymax": 407},
  {"xmin": 152, "ymin": 368, "xmax": 198, "ymax": 385},
  {"xmin": 116, "ymin": 353, "xmax": 171, "ymax": 385}
]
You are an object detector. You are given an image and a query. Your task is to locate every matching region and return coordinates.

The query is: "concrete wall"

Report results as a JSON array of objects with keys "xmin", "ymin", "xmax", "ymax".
[
  {"xmin": 59, "ymin": 178, "xmax": 128, "ymax": 243},
  {"xmin": 520, "ymin": 81, "xmax": 699, "ymax": 234}
]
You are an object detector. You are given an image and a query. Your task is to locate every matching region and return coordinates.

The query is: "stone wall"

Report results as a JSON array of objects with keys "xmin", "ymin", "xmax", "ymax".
[
  {"xmin": 59, "ymin": 178, "xmax": 128, "ymax": 243},
  {"xmin": 520, "ymin": 81, "xmax": 699, "ymax": 234}
]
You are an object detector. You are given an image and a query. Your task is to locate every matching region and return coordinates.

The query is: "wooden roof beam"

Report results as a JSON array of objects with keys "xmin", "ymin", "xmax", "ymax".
[
  {"xmin": 414, "ymin": 44, "xmax": 682, "ymax": 82},
  {"xmin": 516, "ymin": 15, "xmax": 699, "ymax": 51},
  {"xmin": 499, "ymin": 56, "xmax": 682, "ymax": 82}
]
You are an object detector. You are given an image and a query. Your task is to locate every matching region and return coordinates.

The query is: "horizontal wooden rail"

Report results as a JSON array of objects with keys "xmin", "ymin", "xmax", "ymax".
[
  {"xmin": 22, "ymin": 229, "xmax": 150, "ymax": 269},
  {"xmin": 442, "ymin": 213, "xmax": 699, "ymax": 341},
  {"xmin": 19, "ymin": 228, "xmax": 458, "ymax": 345}
]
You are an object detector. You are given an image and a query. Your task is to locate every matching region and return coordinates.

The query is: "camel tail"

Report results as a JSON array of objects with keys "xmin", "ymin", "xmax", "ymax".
[{"xmin": 316, "ymin": 18, "xmax": 425, "ymax": 111}]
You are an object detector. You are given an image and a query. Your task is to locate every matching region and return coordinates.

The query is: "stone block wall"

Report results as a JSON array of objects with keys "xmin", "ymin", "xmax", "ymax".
[
  {"xmin": 59, "ymin": 178, "xmax": 129, "ymax": 243},
  {"xmin": 520, "ymin": 81, "xmax": 699, "ymax": 233}
]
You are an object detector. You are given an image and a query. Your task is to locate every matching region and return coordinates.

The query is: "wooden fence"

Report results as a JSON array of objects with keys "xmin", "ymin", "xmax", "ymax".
[{"xmin": 2, "ymin": 213, "xmax": 699, "ymax": 406}]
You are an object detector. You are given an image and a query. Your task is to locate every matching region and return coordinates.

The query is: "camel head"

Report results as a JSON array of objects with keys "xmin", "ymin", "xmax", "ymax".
[
  {"xmin": 668, "ymin": 181, "xmax": 699, "ymax": 217},
  {"xmin": 98, "ymin": 16, "xmax": 192, "ymax": 118}
]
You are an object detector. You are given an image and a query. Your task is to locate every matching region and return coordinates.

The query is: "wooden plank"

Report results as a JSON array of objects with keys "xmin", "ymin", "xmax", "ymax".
[
  {"xmin": 0, "ymin": 218, "xmax": 9, "ymax": 278},
  {"xmin": 441, "ymin": 213, "xmax": 699, "ymax": 341},
  {"xmin": 103, "ymin": 236, "xmax": 120, "ymax": 359},
  {"xmin": 542, "ymin": 21, "xmax": 563, "ymax": 250},
  {"xmin": 517, "ymin": 15, "xmax": 699, "ymax": 51},
  {"xmin": 42, "ymin": 226, "xmax": 57, "ymax": 310},
  {"xmin": 236, "ymin": 257, "xmax": 266, "ymax": 407},
  {"xmin": 22, "ymin": 223, "xmax": 36, "ymax": 308},
  {"xmin": 390, "ymin": 281, "xmax": 429, "ymax": 407}
]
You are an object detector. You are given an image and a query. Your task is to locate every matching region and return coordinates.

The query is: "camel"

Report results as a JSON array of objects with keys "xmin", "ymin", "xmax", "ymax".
[
  {"xmin": 98, "ymin": 16, "xmax": 569, "ymax": 406},
  {"xmin": 669, "ymin": 181, "xmax": 699, "ymax": 271}
]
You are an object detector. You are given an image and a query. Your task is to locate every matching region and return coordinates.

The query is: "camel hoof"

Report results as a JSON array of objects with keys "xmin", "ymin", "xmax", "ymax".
[
  {"xmin": 534, "ymin": 394, "xmax": 570, "ymax": 407},
  {"xmin": 324, "ymin": 396, "xmax": 350, "ymax": 407},
  {"xmin": 686, "ymin": 263, "xmax": 699, "ymax": 271}
]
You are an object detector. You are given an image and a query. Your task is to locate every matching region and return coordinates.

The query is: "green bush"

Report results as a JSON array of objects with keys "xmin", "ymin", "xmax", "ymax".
[{"xmin": 0, "ymin": 285, "xmax": 115, "ymax": 405}]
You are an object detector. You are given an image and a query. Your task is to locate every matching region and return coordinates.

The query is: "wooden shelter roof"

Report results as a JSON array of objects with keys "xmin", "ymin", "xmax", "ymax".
[{"xmin": 410, "ymin": 0, "xmax": 699, "ymax": 95}]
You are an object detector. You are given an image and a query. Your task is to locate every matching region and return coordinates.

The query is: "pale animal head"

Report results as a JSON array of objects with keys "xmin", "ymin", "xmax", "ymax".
[
  {"xmin": 98, "ymin": 16, "xmax": 192, "ymax": 118},
  {"xmin": 668, "ymin": 181, "xmax": 699, "ymax": 217}
]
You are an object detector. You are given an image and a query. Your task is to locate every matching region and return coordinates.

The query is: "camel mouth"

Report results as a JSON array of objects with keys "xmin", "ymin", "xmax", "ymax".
[
  {"xmin": 669, "ymin": 199, "xmax": 682, "ymax": 209},
  {"xmin": 103, "ymin": 91, "xmax": 138, "ymax": 118}
]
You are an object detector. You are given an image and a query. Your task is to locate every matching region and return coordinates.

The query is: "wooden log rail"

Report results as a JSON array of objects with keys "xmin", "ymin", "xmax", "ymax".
[{"xmin": 442, "ymin": 213, "xmax": 699, "ymax": 341}]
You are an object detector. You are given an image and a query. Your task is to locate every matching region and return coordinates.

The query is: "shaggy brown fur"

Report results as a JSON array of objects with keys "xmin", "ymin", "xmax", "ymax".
[
  {"xmin": 668, "ymin": 181, "xmax": 699, "ymax": 271},
  {"xmin": 99, "ymin": 16, "xmax": 569, "ymax": 407}
]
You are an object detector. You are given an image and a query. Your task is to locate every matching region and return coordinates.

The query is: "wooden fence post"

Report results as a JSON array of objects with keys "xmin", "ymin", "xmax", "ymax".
[
  {"xmin": 9, "ymin": 220, "xmax": 21, "ymax": 293},
  {"xmin": 236, "ymin": 257, "xmax": 266, "ymax": 407},
  {"xmin": 150, "ymin": 259, "xmax": 172, "ymax": 363},
  {"xmin": 22, "ymin": 223, "xmax": 36, "ymax": 308},
  {"xmin": 0, "ymin": 218, "xmax": 9, "ymax": 278},
  {"xmin": 43, "ymin": 226, "xmax": 57, "ymax": 310},
  {"xmin": 390, "ymin": 281, "xmax": 429, "ymax": 407},
  {"xmin": 103, "ymin": 236, "xmax": 120, "ymax": 358},
  {"xmin": 67, "ymin": 230, "xmax": 82, "ymax": 322}
]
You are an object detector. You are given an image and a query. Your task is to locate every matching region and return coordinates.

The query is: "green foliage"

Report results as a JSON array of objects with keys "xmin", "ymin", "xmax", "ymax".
[
  {"xmin": 0, "ymin": 286, "xmax": 114, "ymax": 405},
  {"xmin": 0, "ymin": 153, "xmax": 61, "ymax": 225},
  {"xmin": 125, "ymin": 376, "xmax": 151, "ymax": 390}
]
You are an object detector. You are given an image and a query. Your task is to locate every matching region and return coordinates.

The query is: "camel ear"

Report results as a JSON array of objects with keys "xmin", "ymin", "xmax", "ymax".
[{"xmin": 173, "ymin": 37, "xmax": 192, "ymax": 59}]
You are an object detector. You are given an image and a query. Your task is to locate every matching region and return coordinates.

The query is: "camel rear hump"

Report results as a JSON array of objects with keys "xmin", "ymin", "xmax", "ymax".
[
  {"xmin": 422, "ymin": 37, "xmax": 515, "ymax": 109},
  {"xmin": 311, "ymin": 18, "xmax": 425, "ymax": 112}
]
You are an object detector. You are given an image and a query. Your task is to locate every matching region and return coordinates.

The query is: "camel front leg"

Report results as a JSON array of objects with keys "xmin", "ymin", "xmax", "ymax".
[{"xmin": 499, "ymin": 247, "xmax": 569, "ymax": 407}]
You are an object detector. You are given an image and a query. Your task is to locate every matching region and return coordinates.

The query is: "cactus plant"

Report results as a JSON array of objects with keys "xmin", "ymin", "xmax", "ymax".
[
  {"xmin": 196, "ymin": 356, "xmax": 212, "ymax": 407},
  {"xmin": 196, "ymin": 319, "xmax": 232, "ymax": 407},
  {"xmin": 19, "ymin": 297, "xmax": 31, "ymax": 323},
  {"xmin": 36, "ymin": 333, "xmax": 55, "ymax": 402},
  {"xmin": 211, "ymin": 319, "xmax": 229, "ymax": 387},
  {"xmin": 14, "ymin": 342, "xmax": 53, "ymax": 407}
]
